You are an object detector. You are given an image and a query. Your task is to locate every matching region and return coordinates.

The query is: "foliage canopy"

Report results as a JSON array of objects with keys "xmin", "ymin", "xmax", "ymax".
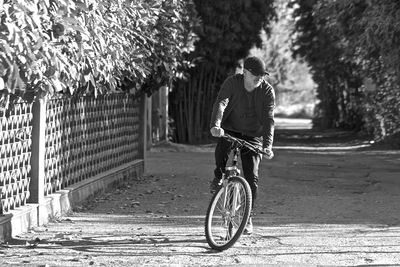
[
  {"xmin": 0, "ymin": 0, "xmax": 199, "ymax": 110},
  {"xmin": 169, "ymin": 0, "xmax": 276, "ymax": 143},
  {"xmin": 290, "ymin": 0, "xmax": 400, "ymax": 139}
]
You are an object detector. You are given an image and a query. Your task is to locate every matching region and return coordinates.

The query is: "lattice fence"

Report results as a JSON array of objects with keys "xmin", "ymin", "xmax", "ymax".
[
  {"xmin": 0, "ymin": 102, "xmax": 33, "ymax": 214},
  {"xmin": 44, "ymin": 94, "xmax": 141, "ymax": 195},
  {"xmin": 1, "ymin": 93, "xmax": 142, "ymax": 214}
]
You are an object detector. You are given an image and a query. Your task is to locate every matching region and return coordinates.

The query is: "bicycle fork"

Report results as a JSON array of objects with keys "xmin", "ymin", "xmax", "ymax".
[{"xmin": 221, "ymin": 178, "xmax": 241, "ymax": 229}]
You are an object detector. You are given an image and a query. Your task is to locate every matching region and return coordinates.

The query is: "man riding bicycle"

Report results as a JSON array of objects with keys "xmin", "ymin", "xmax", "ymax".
[{"xmin": 209, "ymin": 56, "xmax": 275, "ymax": 234}]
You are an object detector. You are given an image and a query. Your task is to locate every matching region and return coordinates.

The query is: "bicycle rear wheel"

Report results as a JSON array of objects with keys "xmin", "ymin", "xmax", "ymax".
[{"xmin": 205, "ymin": 176, "xmax": 252, "ymax": 251}]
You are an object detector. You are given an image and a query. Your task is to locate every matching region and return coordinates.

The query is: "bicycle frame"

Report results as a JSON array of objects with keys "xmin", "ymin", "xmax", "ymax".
[
  {"xmin": 222, "ymin": 133, "xmax": 265, "ymax": 182},
  {"xmin": 225, "ymin": 146, "xmax": 241, "ymax": 177}
]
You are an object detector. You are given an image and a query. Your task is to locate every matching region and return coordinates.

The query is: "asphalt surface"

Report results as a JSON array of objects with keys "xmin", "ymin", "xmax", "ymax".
[{"xmin": 1, "ymin": 119, "xmax": 400, "ymax": 266}]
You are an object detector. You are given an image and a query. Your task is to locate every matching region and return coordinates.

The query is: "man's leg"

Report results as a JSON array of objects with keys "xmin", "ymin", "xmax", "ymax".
[
  {"xmin": 241, "ymin": 149, "xmax": 262, "ymax": 209},
  {"xmin": 210, "ymin": 137, "xmax": 232, "ymax": 192},
  {"xmin": 241, "ymin": 147, "xmax": 262, "ymax": 235}
]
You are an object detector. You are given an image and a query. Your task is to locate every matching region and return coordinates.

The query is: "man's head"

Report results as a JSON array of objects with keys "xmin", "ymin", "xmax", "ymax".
[{"xmin": 243, "ymin": 56, "xmax": 268, "ymax": 90}]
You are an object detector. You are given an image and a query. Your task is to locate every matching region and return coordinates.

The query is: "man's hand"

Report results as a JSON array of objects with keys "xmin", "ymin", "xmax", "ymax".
[
  {"xmin": 210, "ymin": 126, "xmax": 225, "ymax": 137},
  {"xmin": 262, "ymin": 148, "xmax": 274, "ymax": 159}
]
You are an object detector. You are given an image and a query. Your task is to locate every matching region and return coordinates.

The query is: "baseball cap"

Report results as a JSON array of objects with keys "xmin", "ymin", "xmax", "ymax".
[{"xmin": 243, "ymin": 56, "xmax": 269, "ymax": 76}]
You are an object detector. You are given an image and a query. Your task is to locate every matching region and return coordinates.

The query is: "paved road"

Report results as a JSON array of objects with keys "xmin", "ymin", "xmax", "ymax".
[
  {"xmin": 275, "ymin": 117, "xmax": 312, "ymax": 130},
  {"xmin": 1, "ymin": 121, "xmax": 400, "ymax": 266}
]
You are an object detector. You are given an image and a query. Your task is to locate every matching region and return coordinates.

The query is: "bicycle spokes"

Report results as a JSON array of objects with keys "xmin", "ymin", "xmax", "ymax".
[{"xmin": 205, "ymin": 176, "xmax": 252, "ymax": 250}]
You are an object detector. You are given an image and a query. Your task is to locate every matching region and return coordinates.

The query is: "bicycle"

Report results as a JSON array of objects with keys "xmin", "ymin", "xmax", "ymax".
[{"xmin": 204, "ymin": 134, "xmax": 269, "ymax": 251}]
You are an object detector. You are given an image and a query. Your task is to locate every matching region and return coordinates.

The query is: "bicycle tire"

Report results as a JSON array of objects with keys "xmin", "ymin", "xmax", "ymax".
[{"xmin": 205, "ymin": 176, "xmax": 252, "ymax": 251}]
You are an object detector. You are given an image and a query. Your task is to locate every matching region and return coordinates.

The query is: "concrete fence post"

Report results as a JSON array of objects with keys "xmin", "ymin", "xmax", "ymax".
[
  {"xmin": 147, "ymin": 93, "xmax": 152, "ymax": 148},
  {"xmin": 160, "ymin": 86, "xmax": 168, "ymax": 141},
  {"xmin": 29, "ymin": 98, "xmax": 46, "ymax": 222},
  {"xmin": 138, "ymin": 93, "xmax": 148, "ymax": 173}
]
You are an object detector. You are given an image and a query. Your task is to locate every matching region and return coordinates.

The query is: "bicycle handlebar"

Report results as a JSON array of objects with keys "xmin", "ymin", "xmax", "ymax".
[{"xmin": 222, "ymin": 134, "xmax": 269, "ymax": 156}]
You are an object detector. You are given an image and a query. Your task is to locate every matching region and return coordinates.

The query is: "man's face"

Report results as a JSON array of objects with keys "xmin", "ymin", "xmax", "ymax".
[{"xmin": 244, "ymin": 69, "xmax": 264, "ymax": 89}]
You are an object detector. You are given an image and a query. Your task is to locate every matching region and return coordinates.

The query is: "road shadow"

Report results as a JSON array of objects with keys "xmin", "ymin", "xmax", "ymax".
[{"xmin": 6, "ymin": 213, "xmax": 213, "ymax": 257}]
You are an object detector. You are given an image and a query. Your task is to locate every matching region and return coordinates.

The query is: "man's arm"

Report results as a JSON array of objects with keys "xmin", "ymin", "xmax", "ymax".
[
  {"xmin": 209, "ymin": 77, "xmax": 232, "ymax": 129},
  {"xmin": 262, "ymin": 85, "xmax": 276, "ymax": 155}
]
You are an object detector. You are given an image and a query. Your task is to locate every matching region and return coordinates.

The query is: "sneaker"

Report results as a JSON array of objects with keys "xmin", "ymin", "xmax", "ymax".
[
  {"xmin": 209, "ymin": 178, "xmax": 222, "ymax": 194},
  {"xmin": 243, "ymin": 217, "xmax": 253, "ymax": 235}
]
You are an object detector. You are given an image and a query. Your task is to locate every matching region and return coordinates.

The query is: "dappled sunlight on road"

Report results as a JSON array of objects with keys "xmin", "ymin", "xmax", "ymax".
[
  {"xmin": 275, "ymin": 144, "xmax": 372, "ymax": 150},
  {"xmin": 275, "ymin": 117, "xmax": 313, "ymax": 130},
  {"xmin": 273, "ymin": 117, "xmax": 376, "ymax": 151}
]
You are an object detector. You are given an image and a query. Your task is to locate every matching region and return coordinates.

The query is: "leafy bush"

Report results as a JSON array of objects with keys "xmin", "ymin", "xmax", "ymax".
[
  {"xmin": 290, "ymin": 0, "xmax": 400, "ymax": 140},
  {"xmin": 0, "ymin": 0, "xmax": 198, "ymax": 110},
  {"xmin": 316, "ymin": 0, "xmax": 400, "ymax": 138}
]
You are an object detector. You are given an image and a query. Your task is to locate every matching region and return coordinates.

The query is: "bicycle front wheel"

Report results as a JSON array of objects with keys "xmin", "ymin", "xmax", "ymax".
[{"xmin": 205, "ymin": 176, "xmax": 252, "ymax": 251}]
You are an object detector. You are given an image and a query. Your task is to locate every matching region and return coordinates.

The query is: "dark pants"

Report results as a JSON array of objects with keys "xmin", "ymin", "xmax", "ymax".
[{"xmin": 214, "ymin": 131, "xmax": 262, "ymax": 208}]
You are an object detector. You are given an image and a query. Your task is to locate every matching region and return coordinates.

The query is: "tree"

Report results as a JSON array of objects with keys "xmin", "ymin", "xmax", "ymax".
[
  {"xmin": 315, "ymin": 0, "xmax": 400, "ymax": 138},
  {"xmin": 289, "ymin": 0, "xmax": 364, "ymax": 129},
  {"xmin": 290, "ymin": 0, "xmax": 400, "ymax": 140},
  {"xmin": 0, "ymin": 0, "xmax": 199, "ymax": 111},
  {"xmin": 169, "ymin": 0, "xmax": 276, "ymax": 143},
  {"xmin": 250, "ymin": 0, "xmax": 316, "ymax": 118}
]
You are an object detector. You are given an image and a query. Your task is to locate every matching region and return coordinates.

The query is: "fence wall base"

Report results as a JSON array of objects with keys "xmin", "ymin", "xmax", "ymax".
[{"xmin": 0, "ymin": 160, "xmax": 144, "ymax": 241}]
